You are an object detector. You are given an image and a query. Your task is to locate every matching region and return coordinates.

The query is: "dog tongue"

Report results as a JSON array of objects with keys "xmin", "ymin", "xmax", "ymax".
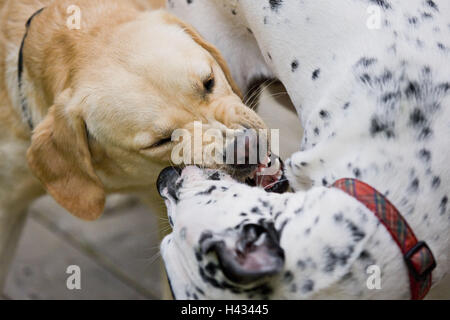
[
  {"xmin": 256, "ymin": 170, "xmax": 281, "ymax": 189},
  {"xmin": 246, "ymin": 155, "xmax": 289, "ymax": 194},
  {"xmin": 256, "ymin": 157, "xmax": 280, "ymax": 187}
]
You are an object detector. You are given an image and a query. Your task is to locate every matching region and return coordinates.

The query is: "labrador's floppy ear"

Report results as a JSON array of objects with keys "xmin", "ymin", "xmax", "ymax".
[
  {"xmin": 163, "ymin": 14, "xmax": 243, "ymax": 99},
  {"xmin": 27, "ymin": 89, "xmax": 105, "ymax": 221}
]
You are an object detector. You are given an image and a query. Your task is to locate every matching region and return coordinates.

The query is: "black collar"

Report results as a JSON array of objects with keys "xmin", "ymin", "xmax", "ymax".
[{"xmin": 18, "ymin": 7, "xmax": 45, "ymax": 130}]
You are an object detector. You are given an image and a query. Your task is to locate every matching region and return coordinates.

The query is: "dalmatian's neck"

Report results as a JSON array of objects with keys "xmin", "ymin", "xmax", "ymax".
[
  {"xmin": 169, "ymin": 0, "xmax": 446, "ymax": 121},
  {"xmin": 170, "ymin": 1, "xmax": 391, "ymax": 116}
]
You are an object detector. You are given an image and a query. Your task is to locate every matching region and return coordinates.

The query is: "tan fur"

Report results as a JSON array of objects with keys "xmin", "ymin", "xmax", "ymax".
[
  {"xmin": 163, "ymin": 14, "xmax": 243, "ymax": 99},
  {"xmin": 27, "ymin": 89, "xmax": 106, "ymax": 221},
  {"xmin": 0, "ymin": 0, "xmax": 266, "ymax": 295}
]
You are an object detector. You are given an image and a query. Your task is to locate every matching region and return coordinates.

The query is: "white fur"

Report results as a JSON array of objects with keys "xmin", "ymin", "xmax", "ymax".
[{"xmin": 163, "ymin": 0, "xmax": 450, "ymax": 299}]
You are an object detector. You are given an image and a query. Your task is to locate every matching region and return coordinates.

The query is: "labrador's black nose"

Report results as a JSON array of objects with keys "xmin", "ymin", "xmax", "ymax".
[
  {"xmin": 225, "ymin": 129, "xmax": 264, "ymax": 177},
  {"xmin": 157, "ymin": 166, "xmax": 182, "ymax": 197}
]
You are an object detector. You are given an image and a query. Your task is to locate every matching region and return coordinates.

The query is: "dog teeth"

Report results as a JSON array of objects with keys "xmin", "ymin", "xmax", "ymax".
[
  {"xmin": 268, "ymin": 157, "xmax": 280, "ymax": 171},
  {"xmin": 256, "ymin": 157, "xmax": 281, "ymax": 177},
  {"xmin": 273, "ymin": 158, "xmax": 280, "ymax": 171}
]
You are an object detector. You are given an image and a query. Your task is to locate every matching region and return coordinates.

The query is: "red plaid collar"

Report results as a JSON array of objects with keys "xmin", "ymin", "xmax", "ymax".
[{"xmin": 333, "ymin": 178, "xmax": 436, "ymax": 300}]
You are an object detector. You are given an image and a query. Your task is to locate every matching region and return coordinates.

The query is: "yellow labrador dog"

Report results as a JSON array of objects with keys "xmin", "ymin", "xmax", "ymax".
[{"xmin": 0, "ymin": 0, "xmax": 267, "ymax": 293}]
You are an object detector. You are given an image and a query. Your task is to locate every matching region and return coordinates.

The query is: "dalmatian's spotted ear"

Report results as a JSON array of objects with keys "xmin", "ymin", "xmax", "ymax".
[{"xmin": 212, "ymin": 222, "xmax": 285, "ymax": 285}]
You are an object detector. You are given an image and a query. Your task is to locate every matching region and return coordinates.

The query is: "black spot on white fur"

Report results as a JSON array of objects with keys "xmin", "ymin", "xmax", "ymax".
[
  {"xmin": 370, "ymin": 116, "xmax": 395, "ymax": 139},
  {"xmin": 196, "ymin": 185, "xmax": 217, "ymax": 196},
  {"xmin": 312, "ymin": 69, "xmax": 321, "ymax": 80},
  {"xmin": 409, "ymin": 178, "xmax": 420, "ymax": 192},
  {"xmin": 426, "ymin": 0, "xmax": 439, "ymax": 12},
  {"xmin": 302, "ymin": 279, "xmax": 314, "ymax": 293},
  {"xmin": 291, "ymin": 60, "xmax": 299, "ymax": 72},
  {"xmin": 357, "ymin": 57, "xmax": 377, "ymax": 67},
  {"xmin": 269, "ymin": 0, "xmax": 283, "ymax": 12},
  {"xmin": 418, "ymin": 149, "xmax": 431, "ymax": 162},
  {"xmin": 368, "ymin": 0, "xmax": 391, "ymax": 10},
  {"xmin": 440, "ymin": 196, "xmax": 448, "ymax": 215},
  {"xmin": 324, "ymin": 245, "xmax": 354, "ymax": 273},
  {"xmin": 431, "ymin": 176, "xmax": 441, "ymax": 189}
]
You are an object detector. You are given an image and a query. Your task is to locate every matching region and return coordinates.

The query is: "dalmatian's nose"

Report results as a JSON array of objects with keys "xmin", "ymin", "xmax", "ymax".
[
  {"xmin": 157, "ymin": 166, "xmax": 182, "ymax": 198},
  {"xmin": 212, "ymin": 222, "xmax": 285, "ymax": 285}
]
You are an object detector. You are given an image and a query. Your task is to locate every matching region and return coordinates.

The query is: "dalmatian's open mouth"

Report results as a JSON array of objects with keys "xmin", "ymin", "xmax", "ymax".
[
  {"xmin": 245, "ymin": 154, "xmax": 289, "ymax": 194},
  {"xmin": 156, "ymin": 155, "xmax": 289, "ymax": 204}
]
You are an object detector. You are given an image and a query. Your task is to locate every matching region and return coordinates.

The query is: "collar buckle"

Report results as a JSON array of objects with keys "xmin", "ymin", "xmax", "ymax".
[{"xmin": 404, "ymin": 241, "xmax": 436, "ymax": 281}]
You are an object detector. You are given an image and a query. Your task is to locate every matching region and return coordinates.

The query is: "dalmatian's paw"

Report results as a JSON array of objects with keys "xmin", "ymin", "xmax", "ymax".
[{"xmin": 284, "ymin": 153, "xmax": 315, "ymax": 191}]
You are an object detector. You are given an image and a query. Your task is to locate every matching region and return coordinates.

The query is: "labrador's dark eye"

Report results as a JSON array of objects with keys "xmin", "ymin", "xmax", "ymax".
[
  {"xmin": 151, "ymin": 137, "xmax": 172, "ymax": 148},
  {"xmin": 203, "ymin": 77, "xmax": 215, "ymax": 93}
]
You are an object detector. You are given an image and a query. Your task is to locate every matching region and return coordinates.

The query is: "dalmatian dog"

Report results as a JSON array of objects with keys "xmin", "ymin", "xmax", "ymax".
[{"xmin": 159, "ymin": 0, "xmax": 450, "ymax": 299}]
